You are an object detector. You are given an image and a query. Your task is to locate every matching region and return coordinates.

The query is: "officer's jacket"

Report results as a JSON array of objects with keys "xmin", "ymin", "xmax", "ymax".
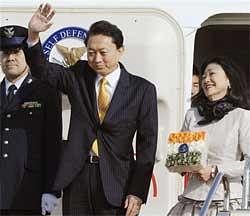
[{"xmin": 0, "ymin": 74, "xmax": 62, "ymax": 210}]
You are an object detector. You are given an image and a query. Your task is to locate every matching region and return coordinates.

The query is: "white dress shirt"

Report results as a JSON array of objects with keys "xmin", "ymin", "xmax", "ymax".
[
  {"xmin": 5, "ymin": 73, "xmax": 29, "ymax": 95},
  {"xmin": 95, "ymin": 65, "xmax": 121, "ymax": 111}
]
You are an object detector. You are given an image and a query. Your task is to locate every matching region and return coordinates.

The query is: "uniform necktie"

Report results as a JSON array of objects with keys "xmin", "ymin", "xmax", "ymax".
[
  {"xmin": 91, "ymin": 78, "xmax": 110, "ymax": 156},
  {"xmin": 7, "ymin": 84, "xmax": 17, "ymax": 103}
]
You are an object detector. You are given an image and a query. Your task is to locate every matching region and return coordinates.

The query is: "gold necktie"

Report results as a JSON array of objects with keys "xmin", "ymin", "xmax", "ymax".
[
  {"xmin": 98, "ymin": 78, "xmax": 110, "ymax": 122},
  {"xmin": 91, "ymin": 78, "xmax": 110, "ymax": 156}
]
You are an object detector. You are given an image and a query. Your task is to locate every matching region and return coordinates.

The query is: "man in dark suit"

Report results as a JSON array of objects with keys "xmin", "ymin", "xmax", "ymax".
[
  {"xmin": 27, "ymin": 3, "xmax": 158, "ymax": 216},
  {"xmin": 0, "ymin": 25, "xmax": 62, "ymax": 215}
]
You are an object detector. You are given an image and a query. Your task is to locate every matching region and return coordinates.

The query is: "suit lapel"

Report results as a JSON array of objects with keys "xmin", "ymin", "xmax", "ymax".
[
  {"xmin": 104, "ymin": 66, "xmax": 130, "ymax": 121},
  {"xmin": 84, "ymin": 67, "xmax": 99, "ymax": 123}
]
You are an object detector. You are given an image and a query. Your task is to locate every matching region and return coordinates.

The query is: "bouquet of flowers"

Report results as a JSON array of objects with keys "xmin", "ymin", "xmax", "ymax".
[{"xmin": 165, "ymin": 131, "xmax": 207, "ymax": 173}]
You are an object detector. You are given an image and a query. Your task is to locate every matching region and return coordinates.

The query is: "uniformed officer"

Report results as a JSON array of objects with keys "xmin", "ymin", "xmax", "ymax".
[{"xmin": 0, "ymin": 25, "xmax": 62, "ymax": 215}]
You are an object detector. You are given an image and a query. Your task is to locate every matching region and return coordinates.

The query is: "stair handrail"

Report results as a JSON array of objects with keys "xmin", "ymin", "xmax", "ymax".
[
  {"xmin": 242, "ymin": 155, "xmax": 250, "ymax": 210},
  {"xmin": 199, "ymin": 172, "xmax": 224, "ymax": 216}
]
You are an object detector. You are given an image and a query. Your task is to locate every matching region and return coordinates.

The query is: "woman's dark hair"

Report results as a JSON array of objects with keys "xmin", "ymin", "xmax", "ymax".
[
  {"xmin": 192, "ymin": 56, "xmax": 250, "ymax": 109},
  {"xmin": 84, "ymin": 20, "xmax": 124, "ymax": 49}
]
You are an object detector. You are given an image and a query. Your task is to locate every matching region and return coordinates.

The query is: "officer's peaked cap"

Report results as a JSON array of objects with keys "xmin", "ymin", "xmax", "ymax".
[{"xmin": 0, "ymin": 25, "xmax": 28, "ymax": 51}]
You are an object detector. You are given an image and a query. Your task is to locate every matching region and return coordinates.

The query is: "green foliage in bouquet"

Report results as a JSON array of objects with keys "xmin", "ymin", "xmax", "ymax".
[{"xmin": 165, "ymin": 151, "xmax": 202, "ymax": 167}]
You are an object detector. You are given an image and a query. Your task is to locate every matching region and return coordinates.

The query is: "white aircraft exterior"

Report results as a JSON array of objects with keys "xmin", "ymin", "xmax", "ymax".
[{"xmin": 1, "ymin": 0, "xmax": 250, "ymax": 215}]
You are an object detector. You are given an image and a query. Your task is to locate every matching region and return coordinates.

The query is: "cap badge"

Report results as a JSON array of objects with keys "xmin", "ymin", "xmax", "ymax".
[{"xmin": 3, "ymin": 27, "xmax": 15, "ymax": 38}]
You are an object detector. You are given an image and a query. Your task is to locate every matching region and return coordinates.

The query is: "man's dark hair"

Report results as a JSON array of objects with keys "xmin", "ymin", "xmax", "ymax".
[
  {"xmin": 84, "ymin": 20, "xmax": 124, "ymax": 49},
  {"xmin": 192, "ymin": 56, "xmax": 250, "ymax": 109},
  {"xmin": 191, "ymin": 65, "xmax": 201, "ymax": 104},
  {"xmin": 193, "ymin": 65, "xmax": 200, "ymax": 77}
]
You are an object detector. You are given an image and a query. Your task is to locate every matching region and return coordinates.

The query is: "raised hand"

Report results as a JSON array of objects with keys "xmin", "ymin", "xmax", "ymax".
[
  {"xmin": 28, "ymin": 3, "xmax": 55, "ymax": 44},
  {"xmin": 29, "ymin": 3, "xmax": 55, "ymax": 33}
]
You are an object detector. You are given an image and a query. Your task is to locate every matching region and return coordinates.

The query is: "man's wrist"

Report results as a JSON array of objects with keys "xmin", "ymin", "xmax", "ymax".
[{"xmin": 27, "ymin": 30, "xmax": 40, "ymax": 47}]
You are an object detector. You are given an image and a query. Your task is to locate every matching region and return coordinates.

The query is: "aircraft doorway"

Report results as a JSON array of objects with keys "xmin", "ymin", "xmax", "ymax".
[{"xmin": 193, "ymin": 13, "xmax": 250, "ymax": 95}]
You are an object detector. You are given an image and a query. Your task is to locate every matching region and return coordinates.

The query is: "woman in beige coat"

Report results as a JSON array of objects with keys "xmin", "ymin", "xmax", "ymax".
[{"xmin": 168, "ymin": 57, "xmax": 250, "ymax": 216}]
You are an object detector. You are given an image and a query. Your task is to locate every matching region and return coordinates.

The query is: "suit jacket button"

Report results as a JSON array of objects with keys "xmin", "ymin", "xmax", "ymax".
[
  {"xmin": 4, "ymin": 128, "xmax": 10, "ymax": 131},
  {"xmin": 3, "ymin": 153, "xmax": 8, "ymax": 158},
  {"xmin": 4, "ymin": 140, "xmax": 8, "ymax": 144},
  {"xmin": 6, "ymin": 114, "xmax": 11, "ymax": 118},
  {"xmin": 29, "ymin": 111, "xmax": 33, "ymax": 115}
]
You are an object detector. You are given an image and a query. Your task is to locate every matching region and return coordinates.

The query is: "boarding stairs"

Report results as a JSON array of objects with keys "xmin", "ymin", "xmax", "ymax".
[{"xmin": 200, "ymin": 156, "xmax": 250, "ymax": 216}]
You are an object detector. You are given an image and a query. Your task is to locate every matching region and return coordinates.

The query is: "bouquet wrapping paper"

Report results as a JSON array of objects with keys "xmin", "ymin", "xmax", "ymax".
[{"xmin": 165, "ymin": 131, "xmax": 207, "ymax": 173}]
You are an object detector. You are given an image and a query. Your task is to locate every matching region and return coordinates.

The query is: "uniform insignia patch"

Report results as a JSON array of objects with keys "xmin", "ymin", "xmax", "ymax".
[{"xmin": 21, "ymin": 101, "xmax": 42, "ymax": 108}]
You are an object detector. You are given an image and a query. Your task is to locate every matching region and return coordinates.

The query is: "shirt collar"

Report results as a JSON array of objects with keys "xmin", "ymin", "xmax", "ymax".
[
  {"xmin": 5, "ymin": 72, "xmax": 29, "ymax": 94},
  {"xmin": 96, "ymin": 65, "xmax": 121, "ymax": 88}
]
